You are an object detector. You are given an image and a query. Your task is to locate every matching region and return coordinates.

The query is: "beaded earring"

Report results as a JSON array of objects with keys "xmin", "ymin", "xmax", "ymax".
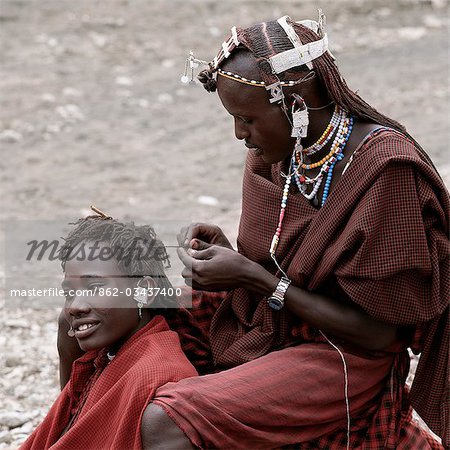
[
  {"xmin": 290, "ymin": 94, "xmax": 309, "ymax": 139},
  {"xmin": 133, "ymin": 278, "xmax": 151, "ymax": 319}
]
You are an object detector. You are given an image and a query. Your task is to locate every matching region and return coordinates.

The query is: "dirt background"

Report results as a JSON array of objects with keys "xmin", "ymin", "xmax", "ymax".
[{"xmin": 0, "ymin": 0, "xmax": 448, "ymax": 447}]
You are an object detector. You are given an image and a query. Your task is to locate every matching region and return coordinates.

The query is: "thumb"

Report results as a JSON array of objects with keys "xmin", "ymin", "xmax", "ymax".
[{"xmin": 190, "ymin": 239, "xmax": 214, "ymax": 251}]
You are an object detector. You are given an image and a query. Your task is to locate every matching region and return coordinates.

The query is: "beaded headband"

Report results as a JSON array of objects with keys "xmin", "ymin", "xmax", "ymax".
[{"xmin": 217, "ymin": 68, "xmax": 301, "ymax": 88}]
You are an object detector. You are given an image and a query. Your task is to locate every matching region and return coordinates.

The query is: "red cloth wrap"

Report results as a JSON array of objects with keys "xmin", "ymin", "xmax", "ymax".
[
  {"xmin": 21, "ymin": 316, "xmax": 198, "ymax": 450},
  {"xmin": 207, "ymin": 130, "xmax": 449, "ymax": 444}
]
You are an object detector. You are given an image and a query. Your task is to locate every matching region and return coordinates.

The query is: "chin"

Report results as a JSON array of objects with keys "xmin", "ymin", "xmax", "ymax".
[
  {"xmin": 262, "ymin": 154, "xmax": 281, "ymax": 165},
  {"xmin": 77, "ymin": 337, "xmax": 109, "ymax": 352},
  {"xmin": 78, "ymin": 341, "xmax": 100, "ymax": 352}
]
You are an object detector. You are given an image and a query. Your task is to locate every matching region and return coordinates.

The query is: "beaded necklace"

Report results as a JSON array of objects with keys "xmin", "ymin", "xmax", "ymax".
[
  {"xmin": 269, "ymin": 111, "xmax": 354, "ymax": 272},
  {"xmin": 302, "ymin": 105, "xmax": 343, "ymax": 156},
  {"xmin": 292, "ymin": 113, "xmax": 354, "ymax": 203}
]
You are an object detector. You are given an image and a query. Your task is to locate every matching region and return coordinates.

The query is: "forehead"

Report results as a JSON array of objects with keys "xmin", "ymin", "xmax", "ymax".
[
  {"xmin": 64, "ymin": 241, "xmax": 124, "ymax": 278},
  {"xmin": 217, "ymin": 53, "xmax": 272, "ymax": 115},
  {"xmin": 221, "ymin": 49, "xmax": 262, "ymax": 79},
  {"xmin": 217, "ymin": 76, "xmax": 270, "ymax": 113}
]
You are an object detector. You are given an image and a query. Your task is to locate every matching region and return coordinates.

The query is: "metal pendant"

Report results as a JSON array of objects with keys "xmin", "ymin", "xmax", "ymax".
[{"xmin": 312, "ymin": 194, "xmax": 319, "ymax": 207}]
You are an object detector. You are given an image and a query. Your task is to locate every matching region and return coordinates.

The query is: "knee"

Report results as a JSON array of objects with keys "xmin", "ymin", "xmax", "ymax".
[
  {"xmin": 141, "ymin": 403, "xmax": 194, "ymax": 450},
  {"xmin": 141, "ymin": 403, "xmax": 169, "ymax": 433}
]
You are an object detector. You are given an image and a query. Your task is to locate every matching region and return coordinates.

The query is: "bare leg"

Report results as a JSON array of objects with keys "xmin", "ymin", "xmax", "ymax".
[{"xmin": 141, "ymin": 403, "xmax": 194, "ymax": 450}]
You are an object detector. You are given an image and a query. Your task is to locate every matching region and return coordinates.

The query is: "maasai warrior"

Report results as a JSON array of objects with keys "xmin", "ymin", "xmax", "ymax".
[
  {"xmin": 22, "ymin": 208, "xmax": 197, "ymax": 450},
  {"xmin": 140, "ymin": 13, "xmax": 449, "ymax": 449}
]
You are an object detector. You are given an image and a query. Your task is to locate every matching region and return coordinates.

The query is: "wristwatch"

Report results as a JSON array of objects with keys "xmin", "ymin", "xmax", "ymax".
[{"xmin": 267, "ymin": 276, "xmax": 291, "ymax": 310}]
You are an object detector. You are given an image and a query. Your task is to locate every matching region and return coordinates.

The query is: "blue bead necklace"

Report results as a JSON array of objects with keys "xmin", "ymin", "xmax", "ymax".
[{"xmin": 321, "ymin": 116, "xmax": 354, "ymax": 206}]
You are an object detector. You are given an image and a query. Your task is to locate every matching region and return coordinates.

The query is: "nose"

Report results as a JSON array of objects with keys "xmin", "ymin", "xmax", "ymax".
[
  {"xmin": 66, "ymin": 292, "xmax": 91, "ymax": 318},
  {"xmin": 234, "ymin": 118, "xmax": 250, "ymax": 141}
]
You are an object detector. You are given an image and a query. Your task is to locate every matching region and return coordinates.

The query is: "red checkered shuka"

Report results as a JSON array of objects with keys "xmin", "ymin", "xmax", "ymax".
[
  {"xmin": 20, "ymin": 316, "xmax": 197, "ymax": 450},
  {"xmin": 206, "ymin": 129, "xmax": 449, "ymax": 446}
]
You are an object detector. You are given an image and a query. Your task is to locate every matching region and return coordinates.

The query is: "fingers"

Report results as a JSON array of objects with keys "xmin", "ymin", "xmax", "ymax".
[
  {"xmin": 178, "ymin": 248, "xmax": 206, "ymax": 289},
  {"xmin": 191, "ymin": 239, "xmax": 213, "ymax": 251},
  {"xmin": 177, "ymin": 225, "xmax": 191, "ymax": 247},
  {"xmin": 177, "ymin": 223, "xmax": 223, "ymax": 248},
  {"xmin": 181, "ymin": 267, "xmax": 193, "ymax": 287},
  {"xmin": 177, "ymin": 223, "xmax": 204, "ymax": 247},
  {"xmin": 177, "ymin": 246, "xmax": 193, "ymax": 268},
  {"xmin": 177, "ymin": 244, "xmax": 214, "ymax": 266}
]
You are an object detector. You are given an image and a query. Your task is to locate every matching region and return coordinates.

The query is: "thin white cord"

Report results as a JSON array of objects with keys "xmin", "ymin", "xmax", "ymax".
[
  {"xmin": 320, "ymin": 331, "xmax": 350, "ymax": 450},
  {"xmin": 270, "ymin": 253, "xmax": 289, "ymax": 279}
]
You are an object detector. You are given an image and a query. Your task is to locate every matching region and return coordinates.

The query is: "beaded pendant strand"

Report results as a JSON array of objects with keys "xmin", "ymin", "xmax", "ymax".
[
  {"xmin": 302, "ymin": 105, "xmax": 343, "ymax": 156},
  {"xmin": 292, "ymin": 113, "xmax": 354, "ymax": 203},
  {"xmin": 269, "ymin": 109, "xmax": 354, "ymax": 263},
  {"xmin": 269, "ymin": 173, "xmax": 290, "ymax": 271}
]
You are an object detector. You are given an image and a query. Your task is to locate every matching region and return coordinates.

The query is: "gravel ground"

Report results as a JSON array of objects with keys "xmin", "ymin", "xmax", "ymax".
[{"xmin": 0, "ymin": 0, "xmax": 448, "ymax": 447}]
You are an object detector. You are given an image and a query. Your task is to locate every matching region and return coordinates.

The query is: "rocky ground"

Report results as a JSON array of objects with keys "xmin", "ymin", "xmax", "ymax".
[{"xmin": 0, "ymin": 0, "xmax": 448, "ymax": 447}]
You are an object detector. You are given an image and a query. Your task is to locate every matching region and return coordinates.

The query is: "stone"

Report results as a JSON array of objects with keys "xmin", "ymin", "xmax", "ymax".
[
  {"xmin": 197, "ymin": 195, "xmax": 219, "ymax": 206},
  {"xmin": 0, "ymin": 130, "xmax": 23, "ymax": 143},
  {"xmin": 0, "ymin": 412, "xmax": 29, "ymax": 429},
  {"xmin": 115, "ymin": 76, "xmax": 133, "ymax": 87}
]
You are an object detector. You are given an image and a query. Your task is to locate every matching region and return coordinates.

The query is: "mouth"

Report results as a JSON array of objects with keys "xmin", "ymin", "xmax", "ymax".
[
  {"xmin": 245, "ymin": 142, "xmax": 263, "ymax": 156},
  {"xmin": 72, "ymin": 321, "xmax": 100, "ymax": 339}
]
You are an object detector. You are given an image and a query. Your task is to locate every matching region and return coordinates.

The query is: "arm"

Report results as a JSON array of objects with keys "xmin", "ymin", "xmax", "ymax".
[
  {"xmin": 178, "ymin": 241, "xmax": 397, "ymax": 352},
  {"xmin": 57, "ymin": 310, "xmax": 85, "ymax": 389},
  {"xmin": 243, "ymin": 260, "xmax": 398, "ymax": 352},
  {"xmin": 141, "ymin": 403, "xmax": 194, "ymax": 450}
]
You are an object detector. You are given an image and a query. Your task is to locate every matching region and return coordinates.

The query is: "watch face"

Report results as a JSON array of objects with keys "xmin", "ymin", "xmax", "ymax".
[{"xmin": 268, "ymin": 297, "xmax": 284, "ymax": 311}]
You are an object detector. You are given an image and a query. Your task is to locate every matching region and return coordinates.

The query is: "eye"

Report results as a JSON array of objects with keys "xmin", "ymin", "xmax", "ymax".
[
  {"xmin": 64, "ymin": 290, "xmax": 74, "ymax": 301},
  {"xmin": 235, "ymin": 115, "xmax": 252, "ymax": 125},
  {"xmin": 87, "ymin": 282, "xmax": 104, "ymax": 291}
]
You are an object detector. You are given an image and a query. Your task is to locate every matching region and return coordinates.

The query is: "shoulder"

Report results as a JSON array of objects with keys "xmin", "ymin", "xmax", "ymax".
[
  {"xmin": 121, "ymin": 319, "xmax": 198, "ymax": 381},
  {"xmin": 347, "ymin": 127, "xmax": 446, "ymax": 191},
  {"xmin": 356, "ymin": 128, "xmax": 418, "ymax": 162}
]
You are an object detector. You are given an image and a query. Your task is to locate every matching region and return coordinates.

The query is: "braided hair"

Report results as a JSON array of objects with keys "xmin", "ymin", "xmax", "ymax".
[
  {"xmin": 60, "ymin": 216, "xmax": 178, "ymax": 315},
  {"xmin": 199, "ymin": 19, "xmax": 405, "ymax": 131}
]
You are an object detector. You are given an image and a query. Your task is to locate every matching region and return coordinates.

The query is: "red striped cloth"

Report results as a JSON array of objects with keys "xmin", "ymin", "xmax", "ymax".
[
  {"xmin": 156, "ymin": 129, "xmax": 448, "ymax": 448},
  {"xmin": 210, "ymin": 129, "xmax": 449, "ymax": 445},
  {"xmin": 157, "ymin": 292, "xmax": 443, "ymax": 449},
  {"xmin": 21, "ymin": 316, "xmax": 197, "ymax": 450}
]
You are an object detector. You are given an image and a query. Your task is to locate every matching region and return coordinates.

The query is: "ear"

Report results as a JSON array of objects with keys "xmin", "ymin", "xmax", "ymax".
[{"xmin": 134, "ymin": 276, "xmax": 158, "ymax": 309}]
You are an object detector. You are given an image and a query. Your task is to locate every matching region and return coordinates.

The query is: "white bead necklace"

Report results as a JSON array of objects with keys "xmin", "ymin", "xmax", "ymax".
[{"xmin": 301, "ymin": 106, "xmax": 343, "ymax": 156}]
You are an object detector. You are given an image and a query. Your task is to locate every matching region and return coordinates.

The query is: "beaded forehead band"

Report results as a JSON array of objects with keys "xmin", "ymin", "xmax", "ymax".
[{"xmin": 216, "ymin": 68, "xmax": 306, "ymax": 88}]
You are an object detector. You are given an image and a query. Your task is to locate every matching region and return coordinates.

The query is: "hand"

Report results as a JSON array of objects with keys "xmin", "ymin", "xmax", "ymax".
[
  {"xmin": 57, "ymin": 310, "xmax": 85, "ymax": 389},
  {"xmin": 177, "ymin": 223, "xmax": 234, "ymax": 250},
  {"xmin": 177, "ymin": 239, "xmax": 252, "ymax": 291}
]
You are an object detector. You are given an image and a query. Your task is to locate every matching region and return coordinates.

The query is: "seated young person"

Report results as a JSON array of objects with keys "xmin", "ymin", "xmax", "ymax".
[{"xmin": 21, "ymin": 208, "xmax": 197, "ymax": 450}]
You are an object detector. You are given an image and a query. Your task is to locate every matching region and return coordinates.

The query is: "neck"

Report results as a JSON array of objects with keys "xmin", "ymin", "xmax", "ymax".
[
  {"xmin": 301, "ymin": 103, "xmax": 336, "ymax": 163},
  {"xmin": 303, "ymin": 103, "xmax": 335, "ymax": 147},
  {"xmin": 108, "ymin": 312, "xmax": 153, "ymax": 355}
]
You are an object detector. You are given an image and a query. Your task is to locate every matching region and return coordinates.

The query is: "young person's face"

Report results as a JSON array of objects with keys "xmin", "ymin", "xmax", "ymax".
[
  {"xmin": 216, "ymin": 52, "xmax": 295, "ymax": 165},
  {"xmin": 62, "ymin": 241, "xmax": 142, "ymax": 352}
]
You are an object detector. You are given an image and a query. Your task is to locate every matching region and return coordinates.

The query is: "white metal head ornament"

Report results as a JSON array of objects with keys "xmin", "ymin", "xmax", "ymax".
[
  {"xmin": 181, "ymin": 10, "xmax": 333, "ymax": 89},
  {"xmin": 269, "ymin": 10, "xmax": 334, "ymax": 74}
]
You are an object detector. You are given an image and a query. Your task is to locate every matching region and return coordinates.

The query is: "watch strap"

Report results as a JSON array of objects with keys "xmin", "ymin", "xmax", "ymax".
[{"xmin": 267, "ymin": 276, "xmax": 291, "ymax": 310}]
